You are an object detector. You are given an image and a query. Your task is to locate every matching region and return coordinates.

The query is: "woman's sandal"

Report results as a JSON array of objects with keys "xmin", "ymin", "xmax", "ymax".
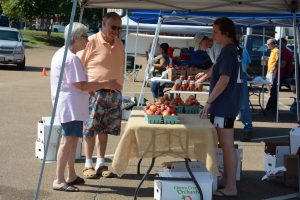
[
  {"xmin": 53, "ymin": 184, "xmax": 79, "ymax": 192},
  {"xmin": 67, "ymin": 176, "xmax": 85, "ymax": 185}
]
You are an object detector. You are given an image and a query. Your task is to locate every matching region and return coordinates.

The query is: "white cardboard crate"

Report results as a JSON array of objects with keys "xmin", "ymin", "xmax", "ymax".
[
  {"xmin": 216, "ymin": 148, "xmax": 243, "ymax": 180},
  {"xmin": 264, "ymin": 146, "xmax": 290, "ymax": 172},
  {"xmin": 154, "ymin": 171, "xmax": 213, "ymax": 200},
  {"xmin": 290, "ymin": 127, "xmax": 300, "ymax": 154},
  {"xmin": 37, "ymin": 117, "xmax": 61, "ymax": 144},
  {"xmin": 170, "ymin": 161, "xmax": 218, "ymax": 192},
  {"xmin": 35, "ymin": 139, "xmax": 82, "ymax": 161}
]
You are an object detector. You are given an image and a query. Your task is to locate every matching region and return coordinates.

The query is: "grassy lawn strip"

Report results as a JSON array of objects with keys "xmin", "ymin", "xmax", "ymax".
[{"xmin": 21, "ymin": 30, "xmax": 65, "ymax": 48}]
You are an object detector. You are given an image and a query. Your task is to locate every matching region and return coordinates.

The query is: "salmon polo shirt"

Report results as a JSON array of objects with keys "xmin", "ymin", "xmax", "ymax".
[{"xmin": 78, "ymin": 32, "xmax": 125, "ymax": 91}]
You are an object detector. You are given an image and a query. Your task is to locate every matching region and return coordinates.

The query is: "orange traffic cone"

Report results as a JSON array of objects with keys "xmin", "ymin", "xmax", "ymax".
[{"xmin": 42, "ymin": 67, "xmax": 47, "ymax": 76}]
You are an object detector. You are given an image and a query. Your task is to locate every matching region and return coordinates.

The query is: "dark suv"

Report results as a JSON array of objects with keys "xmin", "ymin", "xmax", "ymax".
[{"xmin": 241, "ymin": 34, "xmax": 272, "ymax": 76}]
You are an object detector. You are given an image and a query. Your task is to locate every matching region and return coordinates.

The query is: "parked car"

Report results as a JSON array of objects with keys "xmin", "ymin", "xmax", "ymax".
[
  {"xmin": 241, "ymin": 34, "xmax": 272, "ymax": 76},
  {"xmin": 0, "ymin": 27, "xmax": 29, "ymax": 70},
  {"xmin": 0, "ymin": 15, "xmax": 9, "ymax": 27},
  {"xmin": 52, "ymin": 24, "xmax": 65, "ymax": 33}
]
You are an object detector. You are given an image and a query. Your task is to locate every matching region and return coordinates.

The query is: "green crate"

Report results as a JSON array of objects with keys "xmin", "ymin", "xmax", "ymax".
[
  {"xmin": 184, "ymin": 106, "xmax": 200, "ymax": 114},
  {"xmin": 175, "ymin": 106, "xmax": 184, "ymax": 113},
  {"xmin": 163, "ymin": 115, "xmax": 178, "ymax": 124},
  {"xmin": 145, "ymin": 114, "xmax": 162, "ymax": 124}
]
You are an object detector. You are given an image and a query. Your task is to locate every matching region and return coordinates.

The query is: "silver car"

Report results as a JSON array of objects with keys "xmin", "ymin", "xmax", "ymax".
[{"xmin": 0, "ymin": 27, "xmax": 28, "ymax": 70}]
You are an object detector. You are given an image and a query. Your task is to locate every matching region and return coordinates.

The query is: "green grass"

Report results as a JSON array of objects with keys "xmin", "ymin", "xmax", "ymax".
[{"xmin": 21, "ymin": 30, "xmax": 65, "ymax": 48}]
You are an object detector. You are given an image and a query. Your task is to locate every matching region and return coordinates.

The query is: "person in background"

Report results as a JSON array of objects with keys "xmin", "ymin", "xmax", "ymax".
[
  {"xmin": 51, "ymin": 22, "xmax": 120, "ymax": 192},
  {"xmin": 265, "ymin": 38, "xmax": 279, "ymax": 91},
  {"xmin": 188, "ymin": 35, "xmax": 212, "ymax": 69},
  {"xmin": 238, "ymin": 47, "xmax": 253, "ymax": 142},
  {"xmin": 265, "ymin": 38, "xmax": 293, "ymax": 112},
  {"xmin": 198, "ymin": 17, "xmax": 242, "ymax": 197},
  {"xmin": 195, "ymin": 37, "xmax": 222, "ymax": 83},
  {"xmin": 206, "ymin": 37, "xmax": 223, "ymax": 64},
  {"xmin": 150, "ymin": 43, "xmax": 170, "ymax": 100},
  {"xmin": 79, "ymin": 12, "xmax": 124, "ymax": 179}
]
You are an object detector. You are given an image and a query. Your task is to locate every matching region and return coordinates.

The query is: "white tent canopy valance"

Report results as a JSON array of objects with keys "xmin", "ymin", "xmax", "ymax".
[{"xmin": 79, "ymin": 0, "xmax": 300, "ymax": 14}]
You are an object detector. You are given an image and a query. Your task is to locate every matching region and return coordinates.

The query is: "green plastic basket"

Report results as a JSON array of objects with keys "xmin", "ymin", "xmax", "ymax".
[
  {"xmin": 145, "ymin": 114, "xmax": 162, "ymax": 124},
  {"xmin": 175, "ymin": 106, "xmax": 184, "ymax": 113},
  {"xmin": 163, "ymin": 115, "xmax": 178, "ymax": 124},
  {"xmin": 184, "ymin": 106, "xmax": 200, "ymax": 114}
]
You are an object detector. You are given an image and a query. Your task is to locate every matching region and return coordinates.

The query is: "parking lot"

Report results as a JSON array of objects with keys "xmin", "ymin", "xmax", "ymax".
[{"xmin": 0, "ymin": 46, "xmax": 299, "ymax": 200}]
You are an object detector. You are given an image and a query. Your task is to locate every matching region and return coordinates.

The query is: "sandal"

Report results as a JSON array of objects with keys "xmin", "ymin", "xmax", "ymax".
[
  {"xmin": 67, "ymin": 176, "xmax": 85, "ymax": 185},
  {"xmin": 101, "ymin": 170, "xmax": 115, "ymax": 178},
  {"xmin": 53, "ymin": 184, "xmax": 79, "ymax": 192},
  {"xmin": 96, "ymin": 166, "xmax": 108, "ymax": 176},
  {"xmin": 82, "ymin": 168, "xmax": 97, "ymax": 179}
]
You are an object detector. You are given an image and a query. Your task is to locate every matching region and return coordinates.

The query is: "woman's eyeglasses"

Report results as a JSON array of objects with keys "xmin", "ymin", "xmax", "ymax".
[{"xmin": 110, "ymin": 25, "xmax": 122, "ymax": 31}]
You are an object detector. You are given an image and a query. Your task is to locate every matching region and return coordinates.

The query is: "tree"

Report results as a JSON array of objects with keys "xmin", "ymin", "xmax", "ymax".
[{"xmin": 1, "ymin": 0, "xmax": 105, "ymax": 37}]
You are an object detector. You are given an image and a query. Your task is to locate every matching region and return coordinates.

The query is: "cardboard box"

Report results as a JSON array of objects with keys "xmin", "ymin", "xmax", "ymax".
[
  {"xmin": 265, "ymin": 141, "xmax": 290, "ymax": 155},
  {"xmin": 216, "ymin": 148, "xmax": 243, "ymax": 180},
  {"xmin": 154, "ymin": 171, "xmax": 213, "ymax": 200},
  {"xmin": 264, "ymin": 142, "xmax": 290, "ymax": 172},
  {"xmin": 37, "ymin": 117, "xmax": 61, "ymax": 144},
  {"xmin": 168, "ymin": 68, "xmax": 186, "ymax": 81},
  {"xmin": 35, "ymin": 139, "xmax": 82, "ymax": 161},
  {"xmin": 170, "ymin": 161, "xmax": 218, "ymax": 192},
  {"xmin": 290, "ymin": 127, "xmax": 300, "ymax": 154},
  {"xmin": 264, "ymin": 146, "xmax": 290, "ymax": 172},
  {"xmin": 284, "ymin": 155, "xmax": 299, "ymax": 188}
]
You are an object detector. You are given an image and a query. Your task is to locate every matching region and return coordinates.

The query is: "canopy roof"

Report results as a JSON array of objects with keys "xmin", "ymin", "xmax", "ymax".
[
  {"xmin": 128, "ymin": 10, "xmax": 300, "ymax": 27},
  {"xmin": 79, "ymin": 0, "xmax": 300, "ymax": 14}
]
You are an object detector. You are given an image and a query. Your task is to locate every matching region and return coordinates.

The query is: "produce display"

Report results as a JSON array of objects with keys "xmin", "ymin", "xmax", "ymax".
[
  {"xmin": 172, "ymin": 75, "xmax": 204, "ymax": 91},
  {"xmin": 143, "ymin": 94, "xmax": 178, "ymax": 124}
]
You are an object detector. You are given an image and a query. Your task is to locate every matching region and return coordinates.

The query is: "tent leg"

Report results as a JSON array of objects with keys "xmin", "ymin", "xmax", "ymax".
[{"xmin": 34, "ymin": 0, "xmax": 78, "ymax": 200}]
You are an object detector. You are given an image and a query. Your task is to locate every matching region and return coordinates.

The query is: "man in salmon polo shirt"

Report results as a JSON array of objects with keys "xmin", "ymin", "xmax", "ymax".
[{"xmin": 79, "ymin": 12, "xmax": 125, "ymax": 178}]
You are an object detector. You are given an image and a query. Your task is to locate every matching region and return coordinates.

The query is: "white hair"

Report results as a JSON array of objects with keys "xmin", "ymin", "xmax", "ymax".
[{"xmin": 64, "ymin": 22, "xmax": 88, "ymax": 44}]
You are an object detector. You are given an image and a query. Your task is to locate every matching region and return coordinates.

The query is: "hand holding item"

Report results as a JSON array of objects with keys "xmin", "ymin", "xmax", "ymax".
[
  {"xmin": 199, "ymin": 102, "xmax": 211, "ymax": 119},
  {"xmin": 195, "ymin": 72, "xmax": 205, "ymax": 80}
]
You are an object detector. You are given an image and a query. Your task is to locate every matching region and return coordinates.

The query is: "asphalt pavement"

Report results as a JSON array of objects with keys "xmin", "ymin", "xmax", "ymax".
[{"xmin": 0, "ymin": 46, "xmax": 299, "ymax": 200}]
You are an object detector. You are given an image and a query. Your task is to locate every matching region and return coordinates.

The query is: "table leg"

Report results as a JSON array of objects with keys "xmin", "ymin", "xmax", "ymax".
[
  {"xmin": 137, "ymin": 158, "xmax": 143, "ymax": 174},
  {"xmin": 134, "ymin": 157, "xmax": 156, "ymax": 200},
  {"xmin": 258, "ymin": 84, "xmax": 266, "ymax": 115},
  {"xmin": 185, "ymin": 158, "xmax": 204, "ymax": 200}
]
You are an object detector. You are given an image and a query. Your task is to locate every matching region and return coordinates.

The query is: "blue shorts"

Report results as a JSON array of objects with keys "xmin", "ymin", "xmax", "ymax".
[{"xmin": 61, "ymin": 121, "xmax": 83, "ymax": 138}]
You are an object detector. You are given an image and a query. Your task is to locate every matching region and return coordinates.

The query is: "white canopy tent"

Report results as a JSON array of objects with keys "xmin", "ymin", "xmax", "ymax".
[{"xmin": 35, "ymin": 1, "xmax": 300, "ymax": 199}]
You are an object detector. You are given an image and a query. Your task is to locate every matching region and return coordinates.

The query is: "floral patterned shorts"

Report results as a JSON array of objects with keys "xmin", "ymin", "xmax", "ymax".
[{"xmin": 83, "ymin": 89, "xmax": 122, "ymax": 137}]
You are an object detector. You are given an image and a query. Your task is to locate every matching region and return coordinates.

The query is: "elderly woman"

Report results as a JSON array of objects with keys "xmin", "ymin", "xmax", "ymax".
[{"xmin": 51, "ymin": 22, "xmax": 120, "ymax": 192}]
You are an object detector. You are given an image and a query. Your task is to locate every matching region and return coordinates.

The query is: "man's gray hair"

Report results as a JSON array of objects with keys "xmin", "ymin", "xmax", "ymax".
[
  {"xmin": 64, "ymin": 22, "xmax": 88, "ymax": 44},
  {"xmin": 267, "ymin": 38, "xmax": 276, "ymax": 45}
]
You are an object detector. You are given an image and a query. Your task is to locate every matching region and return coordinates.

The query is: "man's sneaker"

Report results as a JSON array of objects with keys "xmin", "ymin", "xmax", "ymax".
[{"xmin": 241, "ymin": 131, "xmax": 252, "ymax": 142}]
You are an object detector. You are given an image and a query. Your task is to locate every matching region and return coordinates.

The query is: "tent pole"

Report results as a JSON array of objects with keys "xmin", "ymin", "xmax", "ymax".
[
  {"xmin": 123, "ymin": 10, "xmax": 130, "ymax": 91},
  {"xmin": 34, "ymin": 0, "xmax": 78, "ymax": 200},
  {"xmin": 138, "ymin": 16, "xmax": 163, "ymax": 106},
  {"xmin": 262, "ymin": 27, "xmax": 266, "ymax": 108},
  {"xmin": 133, "ymin": 20, "xmax": 140, "ymax": 76},
  {"xmin": 79, "ymin": 7, "xmax": 84, "ymax": 23},
  {"xmin": 292, "ymin": 12, "xmax": 300, "ymax": 121},
  {"xmin": 276, "ymin": 27, "xmax": 283, "ymax": 122}
]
